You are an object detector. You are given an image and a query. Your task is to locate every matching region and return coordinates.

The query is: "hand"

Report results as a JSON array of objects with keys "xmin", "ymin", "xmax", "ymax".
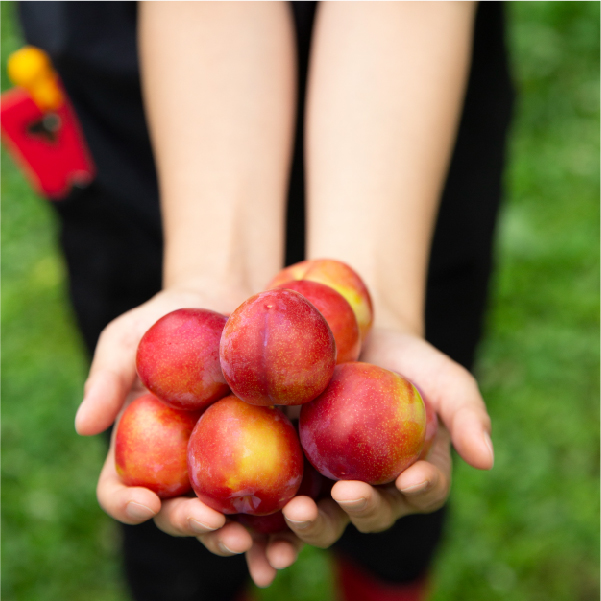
[
  {"xmin": 282, "ymin": 326, "xmax": 493, "ymax": 546},
  {"xmin": 75, "ymin": 286, "xmax": 303, "ymax": 587}
]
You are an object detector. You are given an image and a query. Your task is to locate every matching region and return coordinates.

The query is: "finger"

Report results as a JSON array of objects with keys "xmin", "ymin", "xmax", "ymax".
[
  {"xmin": 392, "ymin": 426, "xmax": 451, "ymax": 514},
  {"xmin": 97, "ymin": 444, "xmax": 161, "ymax": 524},
  {"xmin": 266, "ymin": 531, "xmax": 303, "ymax": 569},
  {"xmin": 331, "ymin": 480, "xmax": 398, "ymax": 533},
  {"xmin": 330, "ymin": 426, "xmax": 453, "ymax": 529},
  {"xmin": 154, "ymin": 496, "xmax": 226, "ymax": 537},
  {"xmin": 394, "ymin": 461, "xmax": 449, "ymax": 514},
  {"xmin": 76, "ymin": 311, "xmax": 145, "ymax": 435},
  {"xmin": 198, "ymin": 520, "xmax": 254, "ymax": 557},
  {"xmin": 429, "ymin": 364, "xmax": 493, "ymax": 471},
  {"xmin": 362, "ymin": 331, "xmax": 494, "ymax": 471},
  {"xmin": 283, "ymin": 496, "xmax": 349, "ymax": 548},
  {"xmin": 246, "ymin": 539, "xmax": 277, "ymax": 588}
]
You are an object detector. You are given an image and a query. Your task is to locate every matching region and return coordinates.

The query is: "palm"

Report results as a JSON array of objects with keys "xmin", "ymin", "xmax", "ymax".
[{"xmin": 280, "ymin": 326, "xmax": 493, "ymax": 549}]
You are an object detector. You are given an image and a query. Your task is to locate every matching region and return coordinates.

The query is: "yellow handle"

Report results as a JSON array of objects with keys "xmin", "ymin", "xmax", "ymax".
[{"xmin": 7, "ymin": 46, "xmax": 63, "ymax": 111}]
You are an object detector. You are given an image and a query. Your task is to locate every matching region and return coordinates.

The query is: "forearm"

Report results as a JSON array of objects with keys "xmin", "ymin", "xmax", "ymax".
[
  {"xmin": 139, "ymin": 2, "xmax": 296, "ymax": 304},
  {"xmin": 306, "ymin": 2, "xmax": 475, "ymax": 336}
]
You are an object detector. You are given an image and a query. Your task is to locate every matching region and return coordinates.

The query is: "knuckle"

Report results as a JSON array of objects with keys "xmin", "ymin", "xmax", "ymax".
[
  {"xmin": 417, "ymin": 496, "xmax": 447, "ymax": 514},
  {"xmin": 351, "ymin": 508, "xmax": 394, "ymax": 534},
  {"xmin": 309, "ymin": 537, "xmax": 334, "ymax": 549},
  {"xmin": 355, "ymin": 519, "xmax": 392, "ymax": 534},
  {"xmin": 412, "ymin": 486, "xmax": 449, "ymax": 514},
  {"xmin": 155, "ymin": 505, "xmax": 185, "ymax": 536},
  {"xmin": 295, "ymin": 527, "xmax": 334, "ymax": 549},
  {"xmin": 174, "ymin": 506, "xmax": 190, "ymax": 534}
]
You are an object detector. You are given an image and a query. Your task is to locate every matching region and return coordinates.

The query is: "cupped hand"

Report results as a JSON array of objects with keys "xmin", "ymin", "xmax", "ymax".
[
  {"xmin": 75, "ymin": 286, "xmax": 242, "ymax": 437},
  {"xmin": 282, "ymin": 326, "xmax": 493, "ymax": 547},
  {"xmin": 75, "ymin": 286, "xmax": 303, "ymax": 587},
  {"xmin": 98, "ymin": 403, "xmax": 302, "ymax": 586}
]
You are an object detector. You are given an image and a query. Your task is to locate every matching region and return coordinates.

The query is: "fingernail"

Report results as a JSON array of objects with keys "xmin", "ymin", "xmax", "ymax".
[
  {"xmin": 401, "ymin": 481, "xmax": 428, "ymax": 495},
  {"xmin": 217, "ymin": 542, "xmax": 239, "ymax": 555},
  {"xmin": 285, "ymin": 519, "xmax": 311, "ymax": 530},
  {"xmin": 483, "ymin": 431, "xmax": 495, "ymax": 468},
  {"xmin": 337, "ymin": 497, "xmax": 367, "ymax": 511},
  {"xmin": 126, "ymin": 501, "xmax": 156, "ymax": 521},
  {"xmin": 188, "ymin": 518, "xmax": 215, "ymax": 534}
]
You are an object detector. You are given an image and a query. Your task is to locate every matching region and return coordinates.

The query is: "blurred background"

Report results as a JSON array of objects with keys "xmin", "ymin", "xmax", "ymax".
[{"xmin": 2, "ymin": 2, "xmax": 599, "ymax": 600}]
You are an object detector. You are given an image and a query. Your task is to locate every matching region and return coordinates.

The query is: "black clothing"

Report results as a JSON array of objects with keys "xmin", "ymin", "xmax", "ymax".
[{"xmin": 19, "ymin": 2, "xmax": 513, "ymax": 600}]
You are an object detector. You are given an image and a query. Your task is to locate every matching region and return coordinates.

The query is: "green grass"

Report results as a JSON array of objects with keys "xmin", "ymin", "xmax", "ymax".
[{"xmin": 2, "ymin": 2, "xmax": 599, "ymax": 600}]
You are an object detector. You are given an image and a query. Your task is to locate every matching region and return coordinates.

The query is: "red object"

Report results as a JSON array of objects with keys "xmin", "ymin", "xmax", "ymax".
[
  {"xmin": 334, "ymin": 556, "xmax": 429, "ymax": 601},
  {"xmin": 1, "ymin": 86, "xmax": 95, "ymax": 199},
  {"xmin": 187, "ymin": 396, "xmax": 303, "ymax": 516},
  {"xmin": 136, "ymin": 308, "xmax": 230, "ymax": 412}
]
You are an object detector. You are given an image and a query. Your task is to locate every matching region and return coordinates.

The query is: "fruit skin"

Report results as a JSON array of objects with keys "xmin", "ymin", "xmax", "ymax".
[
  {"xmin": 299, "ymin": 362, "xmax": 426, "ymax": 485},
  {"xmin": 219, "ymin": 289, "xmax": 336, "ymax": 406},
  {"xmin": 115, "ymin": 393, "xmax": 202, "ymax": 498},
  {"xmin": 411, "ymin": 383, "xmax": 438, "ymax": 460},
  {"xmin": 136, "ymin": 308, "xmax": 229, "ymax": 411},
  {"xmin": 274, "ymin": 280, "xmax": 361, "ymax": 364},
  {"xmin": 234, "ymin": 458, "xmax": 324, "ymax": 534},
  {"xmin": 187, "ymin": 395, "xmax": 303, "ymax": 515},
  {"xmin": 267, "ymin": 259, "xmax": 374, "ymax": 342}
]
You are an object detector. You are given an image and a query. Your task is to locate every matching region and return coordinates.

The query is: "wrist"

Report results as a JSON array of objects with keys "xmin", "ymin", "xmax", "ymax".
[
  {"xmin": 160, "ymin": 278, "xmax": 254, "ymax": 316},
  {"xmin": 372, "ymin": 301, "xmax": 424, "ymax": 339}
]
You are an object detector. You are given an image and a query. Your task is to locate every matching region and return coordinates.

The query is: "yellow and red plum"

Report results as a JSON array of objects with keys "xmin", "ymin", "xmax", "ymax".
[
  {"xmin": 274, "ymin": 280, "xmax": 361, "ymax": 364},
  {"xmin": 234, "ymin": 458, "xmax": 325, "ymax": 534},
  {"xmin": 219, "ymin": 289, "xmax": 336, "ymax": 406},
  {"xmin": 136, "ymin": 308, "xmax": 229, "ymax": 411},
  {"xmin": 299, "ymin": 363, "xmax": 426, "ymax": 485},
  {"xmin": 187, "ymin": 396, "xmax": 303, "ymax": 515},
  {"xmin": 267, "ymin": 259, "xmax": 374, "ymax": 341},
  {"xmin": 115, "ymin": 393, "xmax": 202, "ymax": 497}
]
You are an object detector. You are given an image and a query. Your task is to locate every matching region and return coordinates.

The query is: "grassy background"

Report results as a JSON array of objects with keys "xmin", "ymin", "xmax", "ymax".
[{"xmin": 2, "ymin": 2, "xmax": 599, "ymax": 600}]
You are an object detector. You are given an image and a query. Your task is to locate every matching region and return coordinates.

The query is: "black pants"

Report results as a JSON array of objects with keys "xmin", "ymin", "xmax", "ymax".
[{"xmin": 21, "ymin": 2, "xmax": 513, "ymax": 599}]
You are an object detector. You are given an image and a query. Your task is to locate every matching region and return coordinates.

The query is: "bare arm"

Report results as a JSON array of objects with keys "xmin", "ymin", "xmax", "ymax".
[
  {"xmin": 283, "ymin": 1, "xmax": 494, "ymax": 545},
  {"xmin": 141, "ymin": 1, "xmax": 296, "ymax": 300},
  {"xmin": 76, "ymin": 2, "xmax": 297, "ymax": 587},
  {"xmin": 306, "ymin": 1, "xmax": 474, "ymax": 336}
]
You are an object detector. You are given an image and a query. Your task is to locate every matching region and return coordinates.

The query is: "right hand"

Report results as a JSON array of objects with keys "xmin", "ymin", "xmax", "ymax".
[{"xmin": 76, "ymin": 286, "xmax": 303, "ymax": 587}]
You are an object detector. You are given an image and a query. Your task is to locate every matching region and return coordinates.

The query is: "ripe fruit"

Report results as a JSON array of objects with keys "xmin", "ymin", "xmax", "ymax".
[
  {"xmin": 300, "ymin": 362, "xmax": 426, "ymax": 485},
  {"xmin": 115, "ymin": 393, "xmax": 202, "ymax": 497},
  {"xmin": 267, "ymin": 259, "xmax": 374, "ymax": 341},
  {"xmin": 219, "ymin": 289, "xmax": 336, "ymax": 406},
  {"xmin": 187, "ymin": 396, "xmax": 303, "ymax": 515},
  {"xmin": 136, "ymin": 308, "xmax": 229, "ymax": 411},
  {"xmin": 274, "ymin": 280, "xmax": 361, "ymax": 364},
  {"xmin": 234, "ymin": 458, "xmax": 325, "ymax": 534}
]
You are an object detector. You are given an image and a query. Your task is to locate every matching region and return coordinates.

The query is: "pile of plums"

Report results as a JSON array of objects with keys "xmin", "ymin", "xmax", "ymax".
[{"xmin": 115, "ymin": 259, "xmax": 437, "ymax": 534}]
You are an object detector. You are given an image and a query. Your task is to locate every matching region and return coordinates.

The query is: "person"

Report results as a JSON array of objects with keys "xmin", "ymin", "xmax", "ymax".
[{"xmin": 19, "ymin": 2, "xmax": 513, "ymax": 599}]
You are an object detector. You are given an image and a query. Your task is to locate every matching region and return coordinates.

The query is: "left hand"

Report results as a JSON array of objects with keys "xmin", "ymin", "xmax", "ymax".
[{"xmin": 280, "ymin": 326, "xmax": 494, "ymax": 546}]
